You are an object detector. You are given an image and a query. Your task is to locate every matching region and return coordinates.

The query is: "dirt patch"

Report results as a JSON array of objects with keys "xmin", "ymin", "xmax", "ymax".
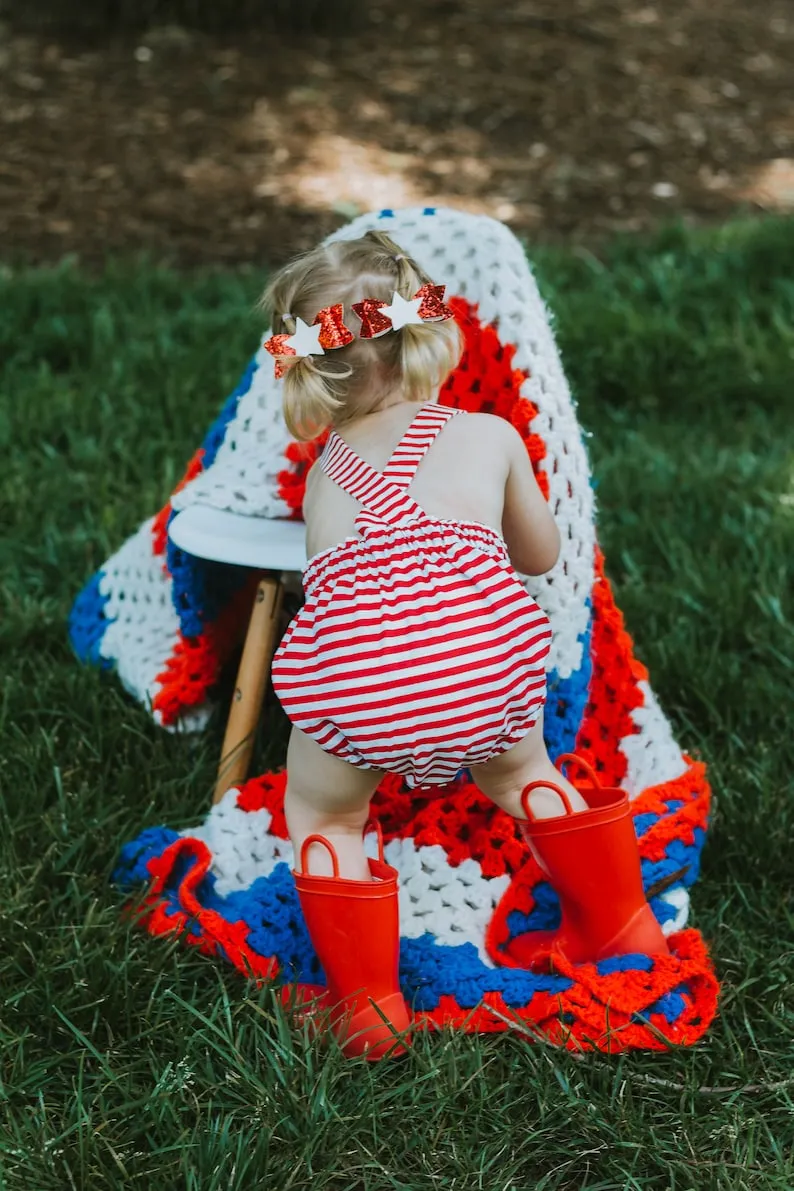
[{"xmin": 1, "ymin": 0, "xmax": 792, "ymax": 266}]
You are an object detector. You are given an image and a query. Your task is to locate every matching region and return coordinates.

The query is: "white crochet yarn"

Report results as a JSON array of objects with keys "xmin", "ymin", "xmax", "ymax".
[
  {"xmin": 386, "ymin": 837, "xmax": 510, "ymax": 967},
  {"xmin": 182, "ymin": 794, "xmax": 293, "ymax": 895},
  {"xmin": 96, "ymin": 519, "xmax": 213, "ymax": 729},
  {"xmin": 621, "ymin": 680, "xmax": 689, "ymax": 797},
  {"xmin": 97, "ymin": 520, "xmax": 177, "ymax": 714},
  {"xmin": 171, "ymin": 353, "xmax": 291, "ymax": 522},
  {"xmin": 658, "ymin": 886, "xmax": 690, "ymax": 936}
]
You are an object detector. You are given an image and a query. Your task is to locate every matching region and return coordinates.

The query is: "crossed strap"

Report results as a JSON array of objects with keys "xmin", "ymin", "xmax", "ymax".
[{"xmin": 320, "ymin": 403, "xmax": 460, "ymax": 524}]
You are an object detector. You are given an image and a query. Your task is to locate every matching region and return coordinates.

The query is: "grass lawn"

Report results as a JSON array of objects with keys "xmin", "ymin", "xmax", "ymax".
[{"xmin": 1, "ymin": 219, "xmax": 793, "ymax": 1190}]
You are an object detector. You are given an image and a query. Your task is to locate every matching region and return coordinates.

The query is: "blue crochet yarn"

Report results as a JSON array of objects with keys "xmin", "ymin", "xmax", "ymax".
[
  {"xmin": 166, "ymin": 528, "xmax": 249, "ymax": 638},
  {"xmin": 399, "ymin": 936, "xmax": 571, "ymax": 1013},
  {"xmin": 505, "ymin": 882, "xmax": 561, "ymax": 938},
  {"xmin": 222, "ymin": 864, "xmax": 325, "ymax": 985},
  {"xmin": 633, "ymin": 811, "xmax": 660, "ymax": 838},
  {"xmin": 163, "ymin": 356, "xmax": 261, "ymax": 637},
  {"xmin": 644, "ymin": 985, "xmax": 689, "ymax": 1025},
  {"xmin": 545, "ymin": 607, "xmax": 592, "ymax": 762},
  {"xmin": 68, "ymin": 570, "xmax": 113, "ymax": 667},
  {"xmin": 113, "ymin": 816, "xmax": 701, "ymax": 1031},
  {"xmin": 113, "ymin": 835, "xmax": 575, "ymax": 1008},
  {"xmin": 201, "ymin": 357, "xmax": 258, "ymax": 470},
  {"xmin": 648, "ymin": 895, "xmax": 680, "ymax": 929},
  {"xmin": 596, "ymin": 953, "xmax": 654, "ymax": 976},
  {"xmin": 114, "ymin": 826, "xmax": 181, "ymax": 886},
  {"xmin": 640, "ymin": 828, "xmax": 707, "ymax": 895}
]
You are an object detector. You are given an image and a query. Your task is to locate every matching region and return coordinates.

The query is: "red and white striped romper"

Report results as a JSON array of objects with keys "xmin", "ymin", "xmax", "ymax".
[{"xmin": 271, "ymin": 403, "xmax": 552, "ymax": 788}]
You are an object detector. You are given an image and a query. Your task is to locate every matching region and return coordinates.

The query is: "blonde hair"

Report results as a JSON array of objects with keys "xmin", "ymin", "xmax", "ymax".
[{"xmin": 260, "ymin": 231, "xmax": 462, "ymax": 441}]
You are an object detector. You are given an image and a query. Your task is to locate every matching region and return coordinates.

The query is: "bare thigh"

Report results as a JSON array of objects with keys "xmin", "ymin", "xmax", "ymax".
[
  {"xmin": 284, "ymin": 727, "xmax": 385, "ymax": 880},
  {"xmin": 470, "ymin": 712, "xmax": 587, "ymax": 820}
]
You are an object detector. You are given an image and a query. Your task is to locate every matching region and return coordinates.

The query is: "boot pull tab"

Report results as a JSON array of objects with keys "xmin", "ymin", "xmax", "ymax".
[
  {"xmin": 555, "ymin": 752, "xmax": 601, "ymax": 790},
  {"xmin": 520, "ymin": 779, "xmax": 576, "ymax": 823},
  {"xmin": 363, "ymin": 817, "xmax": 386, "ymax": 864},
  {"xmin": 299, "ymin": 834, "xmax": 340, "ymax": 877}
]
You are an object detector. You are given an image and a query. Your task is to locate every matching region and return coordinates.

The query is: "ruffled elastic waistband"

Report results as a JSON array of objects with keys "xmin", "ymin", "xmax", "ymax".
[{"xmin": 302, "ymin": 517, "xmax": 508, "ymax": 596}]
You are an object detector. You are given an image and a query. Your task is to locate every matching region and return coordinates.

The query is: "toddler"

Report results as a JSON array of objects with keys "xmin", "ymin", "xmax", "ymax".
[{"xmin": 262, "ymin": 231, "xmax": 667, "ymax": 1059}]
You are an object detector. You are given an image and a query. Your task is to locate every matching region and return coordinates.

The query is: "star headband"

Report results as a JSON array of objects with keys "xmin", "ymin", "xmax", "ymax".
[{"xmin": 263, "ymin": 284, "xmax": 454, "ymax": 377}]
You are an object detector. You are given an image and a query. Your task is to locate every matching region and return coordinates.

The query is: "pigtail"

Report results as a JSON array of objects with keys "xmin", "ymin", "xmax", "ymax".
[
  {"xmin": 362, "ymin": 230, "xmax": 462, "ymax": 401},
  {"xmin": 260, "ymin": 276, "xmax": 350, "ymax": 441},
  {"xmin": 400, "ymin": 318, "xmax": 462, "ymax": 402},
  {"xmin": 282, "ymin": 354, "xmax": 349, "ymax": 441}
]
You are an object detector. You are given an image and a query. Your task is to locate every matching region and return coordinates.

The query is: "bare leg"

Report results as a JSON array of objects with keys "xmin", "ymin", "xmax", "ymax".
[
  {"xmin": 470, "ymin": 712, "xmax": 588, "ymax": 821},
  {"xmin": 285, "ymin": 727, "xmax": 385, "ymax": 881}
]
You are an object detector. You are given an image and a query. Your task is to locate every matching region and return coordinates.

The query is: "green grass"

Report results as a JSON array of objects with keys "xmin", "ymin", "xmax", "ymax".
[{"xmin": 1, "ymin": 219, "xmax": 793, "ymax": 1189}]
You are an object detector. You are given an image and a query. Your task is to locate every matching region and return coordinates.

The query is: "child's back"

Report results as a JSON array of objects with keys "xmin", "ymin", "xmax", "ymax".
[{"xmin": 303, "ymin": 402, "xmax": 558, "ymax": 577}]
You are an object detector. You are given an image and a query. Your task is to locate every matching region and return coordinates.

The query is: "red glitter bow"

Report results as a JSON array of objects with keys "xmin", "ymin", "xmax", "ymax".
[
  {"xmin": 351, "ymin": 298, "xmax": 392, "ymax": 340},
  {"xmin": 262, "ymin": 333, "xmax": 296, "ymax": 379},
  {"xmin": 263, "ymin": 303, "xmax": 354, "ymax": 377},
  {"xmin": 414, "ymin": 283, "xmax": 454, "ymax": 322},
  {"xmin": 353, "ymin": 284, "xmax": 454, "ymax": 338},
  {"xmin": 314, "ymin": 302, "xmax": 355, "ymax": 350}
]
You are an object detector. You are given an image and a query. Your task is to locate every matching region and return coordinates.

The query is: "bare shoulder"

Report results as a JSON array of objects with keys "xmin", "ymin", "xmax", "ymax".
[
  {"xmin": 302, "ymin": 453, "xmax": 324, "ymax": 511},
  {"xmin": 447, "ymin": 411, "xmax": 523, "ymax": 460},
  {"xmin": 305, "ymin": 455, "xmax": 322, "ymax": 490}
]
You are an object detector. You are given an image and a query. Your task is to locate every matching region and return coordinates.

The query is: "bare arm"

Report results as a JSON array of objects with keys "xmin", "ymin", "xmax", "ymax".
[{"xmin": 500, "ymin": 421, "xmax": 560, "ymax": 575}]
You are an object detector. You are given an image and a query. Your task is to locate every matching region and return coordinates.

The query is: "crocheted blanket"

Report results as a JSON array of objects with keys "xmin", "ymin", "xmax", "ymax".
[{"xmin": 73, "ymin": 207, "xmax": 718, "ymax": 1051}]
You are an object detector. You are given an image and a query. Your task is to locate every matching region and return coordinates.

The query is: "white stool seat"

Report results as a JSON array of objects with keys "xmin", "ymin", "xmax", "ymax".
[{"xmin": 168, "ymin": 505, "xmax": 307, "ymax": 572}]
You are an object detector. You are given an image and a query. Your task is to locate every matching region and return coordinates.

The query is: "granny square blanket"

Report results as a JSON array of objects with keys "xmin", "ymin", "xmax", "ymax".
[{"xmin": 72, "ymin": 207, "xmax": 718, "ymax": 1051}]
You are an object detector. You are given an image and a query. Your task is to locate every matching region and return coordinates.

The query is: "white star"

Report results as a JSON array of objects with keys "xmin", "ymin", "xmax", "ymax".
[
  {"xmin": 285, "ymin": 318, "xmax": 324, "ymax": 357},
  {"xmin": 381, "ymin": 291, "xmax": 424, "ymax": 331}
]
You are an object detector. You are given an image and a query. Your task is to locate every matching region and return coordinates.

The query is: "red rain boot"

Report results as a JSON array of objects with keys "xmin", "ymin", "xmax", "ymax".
[
  {"xmin": 292, "ymin": 826, "xmax": 411, "ymax": 1060},
  {"xmin": 505, "ymin": 754, "xmax": 670, "ymax": 969}
]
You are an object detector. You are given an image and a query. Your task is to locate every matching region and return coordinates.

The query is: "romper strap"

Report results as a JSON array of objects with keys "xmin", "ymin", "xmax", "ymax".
[
  {"xmin": 382, "ymin": 403, "xmax": 460, "ymax": 488},
  {"xmin": 320, "ymin": 434, "xmax": 425, "ymax": 524},
  {"xmin": 319, "ymin": 402, "xmax": 461, "ymax": 524}
]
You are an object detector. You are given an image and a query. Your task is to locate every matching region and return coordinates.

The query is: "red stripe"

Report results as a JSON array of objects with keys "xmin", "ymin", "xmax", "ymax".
[
  {"xmin": 279, "ymin": 601, "xmax": 550, "ymax": 663},
  {"xmin": 279, "ymin": 653, "xmax": 546, "ymax": 720},
  {"xmin": 292, "ymin": 678, "xmax": 546, "ymax": 739},
  {"xmin": 275, "ymin": 641, "xmax": 549, "ymax": 703}
]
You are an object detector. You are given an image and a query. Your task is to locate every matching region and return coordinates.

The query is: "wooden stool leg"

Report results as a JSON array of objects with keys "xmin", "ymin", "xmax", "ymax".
[{"xmin": 213, "ymin": 572, "xmax": 285, "ymax": 804}]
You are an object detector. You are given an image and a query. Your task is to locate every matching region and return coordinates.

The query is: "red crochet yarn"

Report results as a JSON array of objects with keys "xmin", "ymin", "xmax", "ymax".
[
  {"xmin": 136, "ymin": 837, "xmax": 277, "ymax": 980},
  {"xmin": 152, "ymin": 573, "xmax": 259, "ymax": 725},
  {"xmin": 412, "ymin": 924, "xmax": 717, "ymax": 1051},
  {"xmin": 151, "ymin": 449, "xmax": 206, "ymax": 557},
  {"xmin": 276, "ymin": 435, "xmax": 328, "ymax": 519}
]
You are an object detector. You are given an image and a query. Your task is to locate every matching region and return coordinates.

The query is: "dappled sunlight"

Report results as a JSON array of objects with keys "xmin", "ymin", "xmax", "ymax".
[
  {"xmin": 0, "ymin": 0, "xmax": 791, "ymax": 263},
  {"xmin": 737, "ymin": 159, "xmax": 794, "ymax": 212},
  {"xmin": 246, "ymin": 102, "xmax": 538, "ymax": 225}
]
